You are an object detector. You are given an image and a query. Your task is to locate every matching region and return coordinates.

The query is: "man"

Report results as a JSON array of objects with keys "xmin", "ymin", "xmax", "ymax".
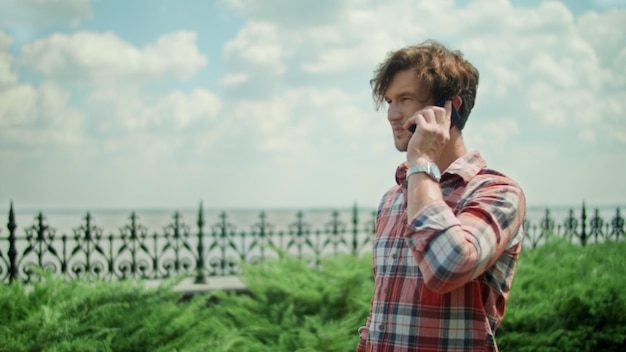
[{"xmin": 357, "ymin": 40, "xmax": 526, "ymax": 351}]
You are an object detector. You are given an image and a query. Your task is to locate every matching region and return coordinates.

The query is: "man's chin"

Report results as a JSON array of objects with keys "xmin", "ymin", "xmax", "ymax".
[{"xmin": 394, "ymin": 140, "xmax": 408, "ymax": 152}]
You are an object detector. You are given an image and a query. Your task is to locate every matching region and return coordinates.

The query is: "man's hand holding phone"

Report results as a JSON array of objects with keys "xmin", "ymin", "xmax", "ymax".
[
  {"xmin": 403, "ymin": 100, "xmax": 453, "ymax": 165},
  {"xmin": 408, "ymin": 98, "xmax": 461, "ymax": 132}
]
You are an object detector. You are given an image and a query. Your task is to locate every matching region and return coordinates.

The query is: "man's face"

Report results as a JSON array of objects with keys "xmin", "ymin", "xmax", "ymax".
[{"xmin": 384, "ymin": 70, "xmax": 433, "ymax": 152}]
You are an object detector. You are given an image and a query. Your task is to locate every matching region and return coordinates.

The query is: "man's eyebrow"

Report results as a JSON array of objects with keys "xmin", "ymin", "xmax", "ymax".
[
  {"xmin": 387, "ymin": 92, "xmax": 419, "ymax": 100},
  {"xmin": 385, "ymin": 91, "xmax": 421, "ymax": 102}
]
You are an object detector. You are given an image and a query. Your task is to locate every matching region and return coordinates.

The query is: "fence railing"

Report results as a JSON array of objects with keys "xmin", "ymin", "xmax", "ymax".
[
  {"xmin": 1, "ymin": 201, "xmax": 624, "ymax": 284},
  {"xmin": 524, "ymin": 205, "xmax": 624, "ymax": 248}
]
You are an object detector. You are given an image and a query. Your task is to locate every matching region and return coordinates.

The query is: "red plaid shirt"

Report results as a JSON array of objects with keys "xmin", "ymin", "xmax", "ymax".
[{"xmin": 358, "ymin": 151, "xmax": 526, "ymax": 352}]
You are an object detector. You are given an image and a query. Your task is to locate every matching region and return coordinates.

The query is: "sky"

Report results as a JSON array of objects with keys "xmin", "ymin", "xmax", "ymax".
[{"xmin": 0, "ymin": 0, "xmax": 625, "ymax": 212}]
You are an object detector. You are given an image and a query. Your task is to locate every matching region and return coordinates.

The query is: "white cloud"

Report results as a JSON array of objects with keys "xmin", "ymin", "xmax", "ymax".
[
  {"xmin": 164, "ymin": 89, "xmax": 223, "ymax": 129},
  {"xmin": 450, "ymin": 1, "xmax": 621, "ymax": 143},
  {"xmin": 219, "ymin": 73, "xmax": 249, "ymax": 86},
  {"xmin": 101, "ymin": 133, "xmax": 178, "ymax": 162},
  {"xmin": 1, "ymin": 31, "xmax": 84, "ymax": 149},
  {"xmin": 0, "ymin": 54, "xmax": 17, "ymax": 88},
  {"xmin": 466, "ymin": 118, "xmax": 521, "ymax": 148},
  {"xmin": 1, "ymin": 27, "xmax": 222, "ymax": 160},
  {"xmin": 578, "ymin": 9, "xmax": 626, "ymax": 59},
  {"xmin": 82, "ymin": 87, "xmax": 224, "ymax": 163},
  {"xmin": 0, "ymin": 84, "xmax": 37, "ymax": 127},
  {"xmin": 223, "ymin": 0, "xmax": 348, "ymax": 28},
  {"xmin": 299, "ymin": 2, "xmax": 435, "ymax": 74},
  {"xmin": 612, "ymin": 129, "xmax": 626, "ymax": 143},
  {"xmin": 0, "ymin": 31, "xmax": 12, "ymax": 50},
  {"xmin": 0, "ymin": 0, "xmax": 93, "ymax": 28},
  {"xmin": 0, "ymin": 82, "xmax": 84, "ymax": 147},
  {"xmin": 593, "ymin": 0, "xmax": 626, "ymax": 9},
  {"xmin": 614, "ymin": 48, "xmax": 626, "ymax": 86},
  {"xmin": 0, "ymin": 32, "xmax": 18, "ymax": 89},
  {"xmin": 579, "ymin": 129, "xmax": 596, "ymax": 143},
  {"xmin": 228, "ymin": 86, "xmax": 386, "ymax": 157},
  {"xmin": 19, "ymin": 31, "xmax": 208, "ymax": 85},
  {"xmin": 87, "ymin": 87, "xmax": 222, "ymax": 131},
  {"xmin": 223, "ymin": 22, "xmax": 285, "ymax": 75}
]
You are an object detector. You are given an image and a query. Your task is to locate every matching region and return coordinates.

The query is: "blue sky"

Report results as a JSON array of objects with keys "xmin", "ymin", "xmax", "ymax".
[{"xmin": 0, "ymin": 0, "xmax": 625, "ymax": 211}]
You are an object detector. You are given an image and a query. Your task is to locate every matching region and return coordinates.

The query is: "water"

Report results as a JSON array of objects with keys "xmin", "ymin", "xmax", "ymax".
[{"xmin": 2, "ymin": 204, "xmax": 622, "ymax": 238}]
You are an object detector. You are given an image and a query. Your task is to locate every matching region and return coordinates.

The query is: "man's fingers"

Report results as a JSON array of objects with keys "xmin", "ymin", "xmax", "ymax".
[
  {"xmin": 404, "ymin": 113, "xmax": 424, "ymax": 131},
  {"xmin": 403, "ymin": 116, "xmax": 416, "ymax": 131},
  {"xmin": 443, "ymin": 100, "xmax": 452, "ymax": 124},
  {"xmin": 419, "ymin": 109, "xmax": 432, "ymax": 124}
]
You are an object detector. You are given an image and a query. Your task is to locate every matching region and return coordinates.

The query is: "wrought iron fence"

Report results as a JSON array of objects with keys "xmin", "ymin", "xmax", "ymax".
[
  {"xmin": 1, "ymin": 201, "xmax": 624, "ymax": 284},
  {"xmin": 523, "ymin": 205, "xmax": 624, "ymax": 248}
]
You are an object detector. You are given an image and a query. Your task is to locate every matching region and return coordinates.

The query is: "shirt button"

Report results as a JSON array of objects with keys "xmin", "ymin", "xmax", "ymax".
[
  {"xmin": 384, "ymin": 287, "xmax": 390, "ymax": 294},
  {"xmin": 378, "ymin": 324, "xmax": 385, "ymax": 331},
  {"xmin": 391, "ymin": 253, "xmax": 398, "ymax": 259}
]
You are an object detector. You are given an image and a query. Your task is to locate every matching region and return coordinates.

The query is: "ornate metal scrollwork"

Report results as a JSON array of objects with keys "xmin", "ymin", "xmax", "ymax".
[
  {"xmin": 611, "ymin": 208, "xmax": 624, "ymax": 240},
  {"xmin": 114, "ymin": 213, "xmax": 155, "ymax": 280},
  {"xmin": 563, "ymin": 209, "xmax": 579, "ymax": 242},
  {"xmin": 589, "ymin": 209, "xmax": 604, "ymax": 243},
  {"xmin": 68, "ymin": 213, "xmax": 108, "ymax": 280},
  {"xmin": 3, "ymin": 202, "xmax": 624, "ymax": 284},
  {"xmin": 208, "ymin": 212, "xmax": 241, "ymax": 276},
  {"xmin": 247, "ymin": 211, "xmax": 276, "ymax": 264},
  {"xmin": 19, "ymin": 213, "xmax": 63, "ymax": 283},
  {"xmin": 286, "ymin": 211, "xmax": 313, "ymax": 260},
  {"xmin": 323, "ymin": 210, "xmax": 348, "ymax": 256},
  {"xmin": 160, "ymin": 212, "xmax": 195, "ymax": 278}
]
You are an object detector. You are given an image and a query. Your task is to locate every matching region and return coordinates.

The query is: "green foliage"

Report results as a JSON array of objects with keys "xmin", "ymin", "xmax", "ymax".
[
  {"xmin": 1, "ymin": 239, "xmax": 625, "ymax": 351},
  {"xmin": 498, "ymin": 238, "xmax": 626, "ymax": 352},
  {"xmin": 0, "ymin": 255, "xmax": 373, "ymax": 352}
]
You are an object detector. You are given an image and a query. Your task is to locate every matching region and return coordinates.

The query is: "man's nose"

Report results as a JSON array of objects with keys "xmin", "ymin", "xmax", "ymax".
[{"xmin": 388, "ymin": 103, "xmax": 402, "ymax": 122}]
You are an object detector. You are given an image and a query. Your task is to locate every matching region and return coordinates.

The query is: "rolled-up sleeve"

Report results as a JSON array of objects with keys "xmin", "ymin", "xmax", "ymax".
[{"xmin": 404, "ymin": 179, "xmax": 526, "ymax": 293}]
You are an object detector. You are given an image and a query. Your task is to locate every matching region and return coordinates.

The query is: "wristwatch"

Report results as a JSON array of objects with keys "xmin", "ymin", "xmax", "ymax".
[{"xmin": 407, "ymin": 162, "xmax": 441, "ymax": 182}]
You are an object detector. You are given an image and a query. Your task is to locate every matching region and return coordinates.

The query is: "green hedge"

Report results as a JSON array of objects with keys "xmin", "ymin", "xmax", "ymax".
[
  {"xmin": 1, "ymin": 238, "xmax": 624, "ymax": 351},
  {"xmin": 498, "ymin": 238, "xmax": 626, "ymax": 351}
]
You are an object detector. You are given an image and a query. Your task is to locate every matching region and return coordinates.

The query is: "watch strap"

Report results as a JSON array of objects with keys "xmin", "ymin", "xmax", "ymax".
[{"xmin": 407, "ymin": 163, "xmax": 441, "ymax": 182}]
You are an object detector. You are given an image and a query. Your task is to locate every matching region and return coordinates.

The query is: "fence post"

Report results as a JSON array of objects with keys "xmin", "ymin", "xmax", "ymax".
[
  {"xmin": 580, "ymin": 202, "xmax": 587, "ymax": 246},
  {"xmin": 8, "ymin": 201, "xmax": 18, "ymax": 283},
  {"xmin": 195, "ymin": 202, "xmax": 206, "ymax": 284},
  {"xmin": 352, "ymin": 203, "xmax": 359, "ymax": 256},
  {"xmin": 611, "ymin": 208, "xmax": 624, "ymax": 240},
  {"xmin": 258, "ymin": 211, "xmax": 268, "ymax": 261},
  {"xmin": 539, "ymin": 208, "xmax": 554, "ymax": 242},
  {"xmin": 590, "ymin": 209, "xmax": 603, "ymax": 242}
]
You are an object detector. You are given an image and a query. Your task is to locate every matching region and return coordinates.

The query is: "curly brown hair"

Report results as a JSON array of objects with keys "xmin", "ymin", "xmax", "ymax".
[{"xmin": 370, "ymin": 40, "xmax": 479, "ymax": 130}]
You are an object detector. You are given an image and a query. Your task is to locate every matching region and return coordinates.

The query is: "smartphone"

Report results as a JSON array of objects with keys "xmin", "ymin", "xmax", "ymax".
[{"xmin": 409, "ymin": 98, "xmax": 461, "ymax": 133}]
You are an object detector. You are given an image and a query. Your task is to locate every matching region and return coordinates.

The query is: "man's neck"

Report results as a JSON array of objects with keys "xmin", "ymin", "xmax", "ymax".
[{"xmin": 436, "ymin": 131, "xmax": 467, "ymax": 173}]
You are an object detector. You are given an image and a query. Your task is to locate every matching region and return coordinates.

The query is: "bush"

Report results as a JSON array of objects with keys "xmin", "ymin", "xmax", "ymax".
[
  {"xmin": 498, "ymin": 238, "xmax": 626, "ymax": 351},
  {"xmin": 0, "ymin": 254, "xmax": 373, "ymax": 352},
  {"xmin": 0, "ymin": 239, "xmax": 624, "ymax": 351}
]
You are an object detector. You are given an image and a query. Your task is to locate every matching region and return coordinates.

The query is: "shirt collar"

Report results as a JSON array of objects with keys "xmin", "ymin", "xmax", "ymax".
[{"xmin": 395, "ymin": 150, "xmax": 487, "ymax": 186}]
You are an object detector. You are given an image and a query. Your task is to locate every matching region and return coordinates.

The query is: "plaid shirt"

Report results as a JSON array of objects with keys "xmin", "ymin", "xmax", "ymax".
[{"xmin": 358, "ymin": 151, "xmax": 526, "ymax": 352}]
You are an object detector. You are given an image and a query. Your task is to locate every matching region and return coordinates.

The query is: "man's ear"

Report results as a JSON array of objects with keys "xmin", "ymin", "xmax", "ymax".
[{"xmin": 452, "ymin": 95, "xmax": 463, "ymax": 112}]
